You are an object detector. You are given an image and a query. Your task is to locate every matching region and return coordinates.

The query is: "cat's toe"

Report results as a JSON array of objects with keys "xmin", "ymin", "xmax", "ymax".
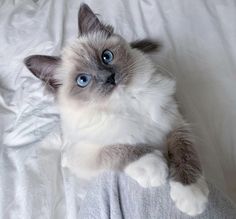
[
  {"xmin": 170, "ymin": 176, "xmax": 209, "ymax": 216},
  {"xmin": 124, "ymin": 151, "xmax": 168, "ymax": 188}
]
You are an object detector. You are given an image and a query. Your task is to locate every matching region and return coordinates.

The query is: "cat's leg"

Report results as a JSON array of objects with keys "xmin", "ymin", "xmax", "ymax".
[
  {"xmin": 99, "ymin": 145, "xmax": 168, "ymax": 188},
  {"xmin": 167, "ymin": 125, "xmax": 209, "ymax": 216}
]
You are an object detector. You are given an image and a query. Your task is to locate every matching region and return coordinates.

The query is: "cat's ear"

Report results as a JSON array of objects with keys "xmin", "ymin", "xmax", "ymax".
[
  {"xmin": 24, "ymin": 55, "xmax": 61, "ymax": 91},
  {"xmin": 78, "ymin": 3, "xmax": 113, "ymax": 35},
  {"xmin": 130, "ymin": 39, "xmax": 161, "ymax": 53}
]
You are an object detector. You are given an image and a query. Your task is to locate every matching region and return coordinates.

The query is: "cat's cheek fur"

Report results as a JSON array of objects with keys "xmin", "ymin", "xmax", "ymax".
[
  {"xmin": 124, "ymin": 150, "xmax": 168, "ymax": 188},
  {"xmin": 170, "ymin": 176, "xmax": 209, "ymax": 216}
]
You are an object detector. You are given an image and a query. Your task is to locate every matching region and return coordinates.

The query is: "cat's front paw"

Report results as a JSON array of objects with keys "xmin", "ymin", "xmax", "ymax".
[
  {"xmin": 170, "ymin": 176, "xmax": 209, "ymax": 216},
  {"xmin": 124, "ymin": 151, "xmax": 168, "ymax": 188}
]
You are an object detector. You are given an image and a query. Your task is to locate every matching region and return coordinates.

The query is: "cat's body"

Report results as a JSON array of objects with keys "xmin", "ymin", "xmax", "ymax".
[
  {"xmin": 25, "ymin": 4, "xmax": 209, "ymax": 216},
  {"xmin": 60, "ymin": 57, "xmax": 177, "ymax": 179},
  {"xmin": 59, "ymin": 36, "xmax": 179, "ymax": 179}
]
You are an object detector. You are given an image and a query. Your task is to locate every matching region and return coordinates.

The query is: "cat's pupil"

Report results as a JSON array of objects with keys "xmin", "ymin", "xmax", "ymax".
[
  {"xmin": 104, "ymin": 54, "xmax": 110, "ymax": 60},
  {"xmin": 80, "ymin": 76, "xmax": 87, "ymax": 83}
]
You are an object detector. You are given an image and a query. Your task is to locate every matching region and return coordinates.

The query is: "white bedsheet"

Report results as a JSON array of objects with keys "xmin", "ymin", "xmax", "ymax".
[{"xmin": 0, "ymin": 0, "xmax": 236, "ymax": 218}]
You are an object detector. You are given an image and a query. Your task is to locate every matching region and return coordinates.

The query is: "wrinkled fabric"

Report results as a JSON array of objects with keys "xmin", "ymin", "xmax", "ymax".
[
  {"xmin": 0, "ymin": 0, "xmax": 236, "ymax": 218},
  {"xmin": 79, "ymin": 172, "xmax": 236, "ymax": 219}
]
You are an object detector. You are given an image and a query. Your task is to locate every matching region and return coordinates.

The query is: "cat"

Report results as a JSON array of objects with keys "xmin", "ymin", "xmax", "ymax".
[{"xmin": 24, "ymin": 3, "xmax": 209, "ymax": 216}]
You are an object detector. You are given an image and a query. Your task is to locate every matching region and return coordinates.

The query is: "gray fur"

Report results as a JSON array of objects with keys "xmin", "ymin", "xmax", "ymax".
[
  {"xmin": 130, "ymin": 39, "xmax": 161, "ymax": 53},
  {"xmin": 167, "ymin": 125, "xmax": 202, "ymax": 185},
  {"xmin": 78, "ymin": 3, "xmax": 113, "ymax": 36},
  {"xmin": 24, "ymin": 55, "xmax": 61, "ymax": 91},
  {"xmin": 98, "ymin": 144, "xmax": 156, "ymax": 170}
]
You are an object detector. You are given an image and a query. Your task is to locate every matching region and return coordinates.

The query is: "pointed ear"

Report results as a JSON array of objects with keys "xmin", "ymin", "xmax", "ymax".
[
  {"xmin": 78, "ymin": 3, "xmax": 113, "ymax": 35},
  {"xmin": 24, "ymin": 55, "xmax": 61, "ymax": 91},
  {"xmin": 130, "ymin": 39, "xmax": 161, "ymax": 53}
]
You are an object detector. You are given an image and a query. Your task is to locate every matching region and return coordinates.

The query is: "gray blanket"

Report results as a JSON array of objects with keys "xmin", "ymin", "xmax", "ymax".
[{"xmin": 79, "ymin": 172, "xmax": 236, "ymax": 219}]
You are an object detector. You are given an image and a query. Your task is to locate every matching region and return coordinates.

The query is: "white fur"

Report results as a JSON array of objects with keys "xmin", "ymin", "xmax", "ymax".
[
  {"xmin": 61, "ymin": 146, "xmax": 105, "ymax": 180},
  {"xmin": 170, "ymin": 176, "xmax": 209, "ymax": 216},
  {"xmin": 124, "ymin": 150, "xmax": 168, "ymax": 187}
]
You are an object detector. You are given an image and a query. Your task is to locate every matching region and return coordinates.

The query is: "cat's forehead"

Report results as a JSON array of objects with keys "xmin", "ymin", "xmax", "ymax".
[
  {"xmin": 80, "ymin": 32, "xmax": 123, "ymax": 49},
  {"xmin": 67, "ymin": 34, "xmax": 124, "ymax": 58}
]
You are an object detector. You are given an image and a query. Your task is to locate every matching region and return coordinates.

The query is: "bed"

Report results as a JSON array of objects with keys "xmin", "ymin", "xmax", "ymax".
[{"xmin": 0, "ymin": 0, "xmax": 236, "ymax": 218}]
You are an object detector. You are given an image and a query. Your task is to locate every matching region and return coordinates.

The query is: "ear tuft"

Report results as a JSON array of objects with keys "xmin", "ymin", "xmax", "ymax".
[
  {"xmin": 130, "ymin": 39, "xmax": 161, "ymax": 53},
  {"xmin": 24, "ymin": 55, "xmax": 61, "ymax": 91}
]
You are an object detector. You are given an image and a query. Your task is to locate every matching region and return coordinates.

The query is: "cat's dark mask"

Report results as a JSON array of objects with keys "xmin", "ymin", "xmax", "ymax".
[{"xmin": 24, "ymin": 4, "xmax": 160, "ymax": 99}]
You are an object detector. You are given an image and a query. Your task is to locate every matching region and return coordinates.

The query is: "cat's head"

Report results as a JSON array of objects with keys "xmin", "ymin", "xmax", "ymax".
[{"xmin": 24, "ymin": 4, "xmax": 159, "ymax": 107}]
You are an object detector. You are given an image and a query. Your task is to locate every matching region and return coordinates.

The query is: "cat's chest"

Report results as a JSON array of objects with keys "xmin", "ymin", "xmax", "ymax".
[
  {"xmin": 61, "ymin": 84, "xmax": 176, "ymax": 150},
  {"xmin": 73, "ymin": 103, "xmax": 171, "ymax": 149}
]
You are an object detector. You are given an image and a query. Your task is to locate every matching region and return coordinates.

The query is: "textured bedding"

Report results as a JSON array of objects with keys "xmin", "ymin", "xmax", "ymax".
[{"xmin": 1, "ymin": 0, "xmax": 236, "ymax": 218}]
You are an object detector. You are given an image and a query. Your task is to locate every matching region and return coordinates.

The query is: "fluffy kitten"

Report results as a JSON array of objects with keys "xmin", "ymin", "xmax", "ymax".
[{"xmin": 24, "ymin": 4, "xmax": 209, "ymax": 216}]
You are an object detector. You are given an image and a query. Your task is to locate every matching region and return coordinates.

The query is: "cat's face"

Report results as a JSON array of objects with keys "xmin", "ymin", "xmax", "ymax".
[
  {"xmin": 24, "ymin": 4, "xmax": 158, "ymax": 105},
  {"xmin": 59, "ymin": 33, "xmax": 135, "ymax": 103}
]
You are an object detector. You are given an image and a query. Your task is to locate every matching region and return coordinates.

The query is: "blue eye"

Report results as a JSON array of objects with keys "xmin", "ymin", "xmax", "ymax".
[
  {"xmin": 76, "ymin": 74, "xmax": 92, "ymax": 87},
  {"xmin": 102, "ymin": 49, "xmax": 113, "ymax": 64}
]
